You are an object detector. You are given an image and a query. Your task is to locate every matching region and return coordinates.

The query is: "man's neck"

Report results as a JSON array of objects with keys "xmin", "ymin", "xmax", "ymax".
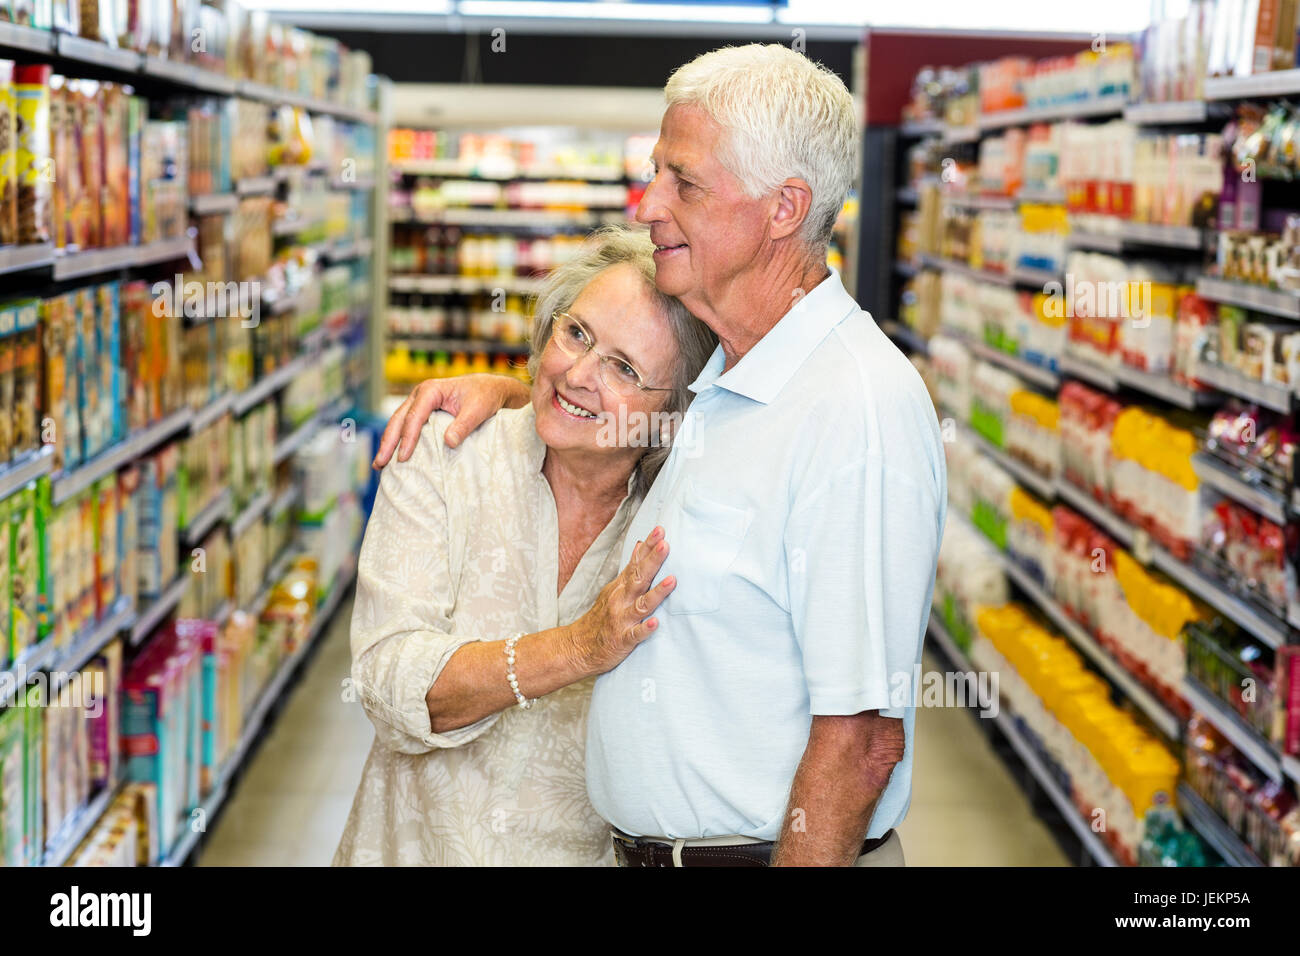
[{"xmin": 686, "ymin": 250, "xmax": 831, "ymax": 371}]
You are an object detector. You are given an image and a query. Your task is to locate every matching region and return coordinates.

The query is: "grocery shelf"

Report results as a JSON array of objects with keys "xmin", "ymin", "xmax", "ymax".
[
  {"xmin": 271, "ymin": 214, "xmax": 325, "ymax": 237},
  {"xmin": 42, "ymin": 780, "xmax": 125, "ymax": 868},
  {"xmin": 0, "ymin": 21, "xmax": 55, "ymax": 54},
  {"xmin": 1055, "ymin": 478, "xmax": 1136, "ymax": 547},
  {"xmin": 997, "ymin": 555, "xmax": 1182, "ymax": 740},
  {"xmin": 1065, "ymin": 231, "xmax": 1125, "ymax": 254},
  {"xmin": 1061, "ymin": 354, "xmax": 1219, "ymax": 409},
  {"xmin": 967, "ymin": 340, "xmax": 1060, "ymax": 390},
  {"xmin": 163, "ymin": 556, "xmax": 358, "ymax": 867},
  {"xmin": 1016, "ymin": 188, "xmax": 1066, "ymax": 205},
  {"xmin": 978, "ymin": 94, "xmax": 1129, "ymax": 129},
  {"xmin": 388, "ymin": 335, "xmax": 531, "ymax": 356},
  {"xmin": 879, "ymin": 319, "xmax": 929, "ymax": 356},
  {"xmin": 54, "ymin": 32, "xmax": 142, "ymax": 71},
  {"xmin": 190, "ymin": 192, "xmax": 238, "ymax": 216},
  {"xmin": 129, "ymin": 575, "xmax": 190, "ymax": 647},
  {"xmin": 388, "ymin": 273, "xmax": 545, "ymax": 295},
  {"xmin": 939, "ymin": 192, "xmax": 1015, "ymax": 212},
  {"xmin": 267, "ymin": 485, "xmax": 299, "ymax": 521},
  {"xmin": 272, "ymin": 418, "xmax": 319, "ymax": 466},
  {"xmin": 899, "ymin": 118, "xmax": 944, "ymax": 137},
  {"xmin": 230, "ymin": 490, "xmax": 274, "ymax": 539},
  {"xmin": 181, "ymin": 488, "xmax": 232, "ymax": 548},
  {"xmin": 1284, "ymin": 754, "xmax": 1300, "ymax": 785},
  {"xmin": 894, "ymin": 259, "xmax": 920, "ymax": 278},
  {"xmin": 52, "ymin": 234, "xmax": 195, "ymax": 282},
  {"xmin": 1123, "ymin": 100, "xmax": 1224, "ymax": 124},
  {"xmin": 1205, "ymin": 68, "xmax": 1300, "ymax": 101},
  {"xmin": 190, "ymin": 392, "xmax": 234, "ymax": 433},
  {"xmin": 231, "ymin": 356, "xmax": 308, "ymax": 416},
  {"xmin": 390, "ymin": 207, "xmax": 624, "ymax": 229},
  {"xmin": 960, "ymin": 421, "xmax": 1057, "ymax": 500},
  {"xmin": 1149, "ymin": 548, "xmax": 1290, "ymax": 651},
  {"xmin": 927, "ymin": 613, "xmax": 1118, "ymax": 866},
  {"xmin": 942, "ymin": 125, "xmax": 980, "ymax": 144},
  {"xmin": 161, "ymin": 777, "xmax": 228, "ymax": 868},
  {"xmin": 1190, "ymin": 362, "xmax": 1291, "ymax": 414},
  {"xmin": 1191, "ymin": 452, "xmax": 1288, "ymax": 525},
  {"xmin": 1183, "ymin": 676, "xmax": 1284, "ymax": 784},
  {"xmin": 917, "ymin": 254, "xmax": 1013, "ymax": 287},
  {"xmin": 1195, "ymin": 276, "xmax": 1300, "ymax": 319},
  {"xmin": 52, "ymin": 407, "xmax": 193, "ymax": 506},
  {"xmin": 0, "ymin": 446, "xmax": 54, "ymax": 505},
  {"xmin": 327, "ymin": 237, "xmax": 374, "ymax": 261},
  {"xmin": 1059, "ymin": 353, "xmax": 1119, "ymax": 390},
  {"xmin": 0, "ymin": 640, "xmax": 55, "ymax": 707},
  {"xmin": 1056, "ymin": 478, "xmax": 1293, "ymax": 649},
  {"xmin": 1114, "ymin": 363, "xmax": 1218, "ymax": 410},
  {"xmin": 1010, "ymin": 264, "xmax": 1062, "ymax": 288},
  {"xmin": 896, "ymin": 187, "xmax": 918, "ymax": 205},
  {"xmin": 235, "ymin": 79, "xmax": 377, "ymax": 125},
  {"xmin": 235, "ymin": 175, "xmax": 278, "ymax": 197},
  {"xmin": 52, "ymin": 596, "xmax": 136, "ymax": 685},
  {"xmin": 390, "ymin": 158, "xmax": 624, "ymax": 180},
  {"xmin": 331, "ymin": 176, "xmax": 376, "ymax": 191},
  {"xmin": 0, "ymin": 242, "xmax": 54, "ymax": 275},
  {"xmin": 140, "ymin": 54, "xmax": 237, "ymax": 95},
  {"xmin": 1176, "ymin": 782, "xmax": 1264, "ymax": 867}
]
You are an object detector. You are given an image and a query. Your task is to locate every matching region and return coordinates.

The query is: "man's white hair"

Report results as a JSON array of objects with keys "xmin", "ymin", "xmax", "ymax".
[{"xmin": 664, "ymin": 43, "xmax": 857, "ymax": 254}]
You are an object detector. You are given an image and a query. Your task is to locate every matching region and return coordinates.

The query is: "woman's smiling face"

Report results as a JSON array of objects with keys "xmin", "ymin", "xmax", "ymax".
[{"xmin": 532, "ymin": 262, "xmax": 680, "ymax": 459}]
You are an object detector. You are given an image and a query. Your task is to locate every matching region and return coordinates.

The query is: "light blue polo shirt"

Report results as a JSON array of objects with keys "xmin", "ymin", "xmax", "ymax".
[{"xmin": 585, "ymin": 269, "xmax": 947, "ymax": 842}]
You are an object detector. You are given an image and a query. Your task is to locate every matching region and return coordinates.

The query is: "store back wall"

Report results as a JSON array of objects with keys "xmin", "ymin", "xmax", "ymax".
[{"xmin": 317, "ymin": 29, "xmax": 856, "ymax": 89}]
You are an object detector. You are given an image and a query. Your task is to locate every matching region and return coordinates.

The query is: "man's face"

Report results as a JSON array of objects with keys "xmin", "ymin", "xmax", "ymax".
[{"xmin": 635, "ymin": 105, "xmax": 772, "ymax": 310}]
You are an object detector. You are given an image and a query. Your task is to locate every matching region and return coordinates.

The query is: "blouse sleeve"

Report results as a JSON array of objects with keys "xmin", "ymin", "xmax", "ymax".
[{"xmin": 349, "ymin": 418, "xmax": 501, "ymax": 754}]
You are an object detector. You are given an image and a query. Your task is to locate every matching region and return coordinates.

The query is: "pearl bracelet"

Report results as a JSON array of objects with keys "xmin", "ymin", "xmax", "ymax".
[{"xmin": 504, "ymin": 633, "xmax": 534, "ymax": 710}]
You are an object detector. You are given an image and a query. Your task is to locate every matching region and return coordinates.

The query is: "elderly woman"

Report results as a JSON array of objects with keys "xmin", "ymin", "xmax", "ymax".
[{"xmin": 333, "ymin": 225, "xmax": 715, "ymax": 866}]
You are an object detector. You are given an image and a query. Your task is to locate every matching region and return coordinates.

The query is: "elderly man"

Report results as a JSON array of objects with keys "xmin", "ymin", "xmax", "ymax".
[{"xmin": 373, "ymin": 44, "xmax": 946, "ymax": 866}]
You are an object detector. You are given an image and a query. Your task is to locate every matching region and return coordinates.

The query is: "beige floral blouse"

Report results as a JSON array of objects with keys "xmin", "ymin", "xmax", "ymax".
[{"xmin": 332, "ymin": 406, "xmax": 639, "ymax": 866}]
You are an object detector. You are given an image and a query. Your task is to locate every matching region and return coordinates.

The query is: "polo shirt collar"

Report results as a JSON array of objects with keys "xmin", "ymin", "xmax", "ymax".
[{"xmin": 688, "ymin": 268, "xmax": 858, "ymax": 405}]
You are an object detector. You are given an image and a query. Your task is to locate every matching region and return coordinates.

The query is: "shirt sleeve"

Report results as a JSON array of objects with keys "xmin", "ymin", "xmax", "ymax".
[
  {"xmin": 349, "ymin": 420, "xmax": 501, "ymax": 754},
  {"xmin": 784, "ymin": 450, "xmax": 943, "ymax": 718}
]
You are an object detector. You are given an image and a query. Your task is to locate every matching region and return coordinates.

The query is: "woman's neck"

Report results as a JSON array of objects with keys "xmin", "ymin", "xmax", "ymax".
[{"xmin": 542, "ymin": 447, "xmax": 637, "ymax": 517}]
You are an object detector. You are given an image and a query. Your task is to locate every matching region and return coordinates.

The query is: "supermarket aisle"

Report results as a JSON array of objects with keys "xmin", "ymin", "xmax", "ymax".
[
  {"xmin": 199, "ymin": 597, "xmax": 369, "ymax": 867},
  {"xmin": 202, "ymin": 624, "xmax": 1069, "ymax": 866},
  {"xmin": 899, "ymin": 650, "xmax": 1068, "ymax": 866}
]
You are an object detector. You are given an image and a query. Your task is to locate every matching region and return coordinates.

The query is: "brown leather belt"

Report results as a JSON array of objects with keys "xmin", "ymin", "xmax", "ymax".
[{"xmin": 611, "ymin": 829, "xmax": 894, "ymax": 867}]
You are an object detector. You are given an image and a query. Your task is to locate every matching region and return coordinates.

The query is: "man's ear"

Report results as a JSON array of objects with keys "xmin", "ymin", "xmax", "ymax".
[{"xmin": 770, "ymin": 178, "xmax": 814, "ymax": 241}]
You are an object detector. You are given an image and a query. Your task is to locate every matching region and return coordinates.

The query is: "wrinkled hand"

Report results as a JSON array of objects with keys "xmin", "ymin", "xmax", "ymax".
[
  {"xmin": 568, "ymin": 526, "xmax": 675, "ymax": 676},
  {"xmin": 373, "ymin": 374, "xmax": 531, "ymax": 468}
]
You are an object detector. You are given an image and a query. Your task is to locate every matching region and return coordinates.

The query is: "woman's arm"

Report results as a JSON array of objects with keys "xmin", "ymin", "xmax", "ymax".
[
  {"xmin": 353, "ymin": 417, "xmax": 674, "ymax": 752},
  {"xmin": 426, "ymin": 530, "xmax": 676, "ymax": 732},
  {"xmin": 372, "ymin": 374, "xmax": 531, "ymax": 468}
]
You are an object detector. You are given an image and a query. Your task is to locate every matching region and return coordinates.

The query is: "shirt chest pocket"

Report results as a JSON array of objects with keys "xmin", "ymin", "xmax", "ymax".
[{"xmin": 667, "ymin": 486, "xmax": 752, "ymax": 615}]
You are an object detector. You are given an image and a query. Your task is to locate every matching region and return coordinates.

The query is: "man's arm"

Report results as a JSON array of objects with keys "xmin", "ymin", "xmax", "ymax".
[
  {"xmin": 770, "ymin": 711, "xmax": 905, "ymax": 866},
  {"xmin": 372, "ymin": 374, "xmax": 532, "ymax": 468}
]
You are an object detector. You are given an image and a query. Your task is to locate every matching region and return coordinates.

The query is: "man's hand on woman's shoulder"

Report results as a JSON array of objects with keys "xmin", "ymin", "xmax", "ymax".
[{"xmin": 373, "ymin": 374, "xmax": 533, "ymax": 469}]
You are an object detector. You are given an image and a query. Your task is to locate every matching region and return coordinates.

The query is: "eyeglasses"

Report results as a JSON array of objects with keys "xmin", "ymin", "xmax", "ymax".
[{"xmin": 549, "ymin": 311, "xmax": 673, "ymax": 396}]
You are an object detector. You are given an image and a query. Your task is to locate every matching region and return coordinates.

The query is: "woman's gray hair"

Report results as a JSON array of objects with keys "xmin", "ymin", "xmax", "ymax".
[
  {"xmin": 527, "ymin": 224, "xmax": 716, "ymax": 496},
  {"xmin": 664, "ymin": 43, "xmax": 857, "ymax": 255}
]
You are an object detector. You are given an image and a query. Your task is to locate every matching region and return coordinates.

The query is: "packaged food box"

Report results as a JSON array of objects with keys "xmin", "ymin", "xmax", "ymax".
[
  {"xmin": 12, "ymin": 299, "xmax": 39, "ymax": 461},
  {"xmin": 14, "ymin": 64, "xmax": 51, "ymax": 245},
  {"xmin": 9, "ymin": 484, "xmax": 37, "ymax": 663}
]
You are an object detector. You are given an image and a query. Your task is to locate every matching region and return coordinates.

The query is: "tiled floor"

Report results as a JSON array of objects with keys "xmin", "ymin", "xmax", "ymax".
[{"xmin": 200, "ymin": 610, "xmax": 1068, "ymax": 867}]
